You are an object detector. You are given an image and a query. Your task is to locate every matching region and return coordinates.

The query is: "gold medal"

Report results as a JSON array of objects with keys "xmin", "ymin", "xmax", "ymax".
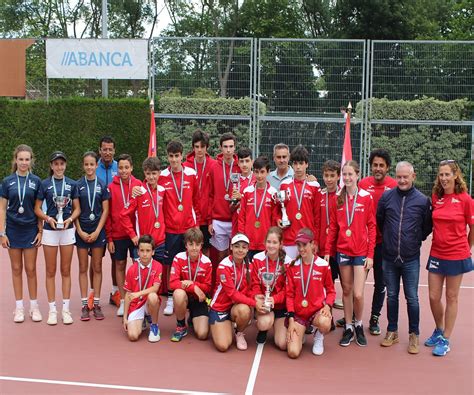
[
  {"xmin": 255, "ymin": 221, "xmax": 261, "ymax": 228},
  {"xmin": 301, "ymin": 299, "xmax": 308, "ymax": 308},
  {"xmin": 154, "ymin": 221, "xmax": 160, "ymax": 229},
  {"xmin": 178, "ymin": 204, "xmax": 184, "ymax": 211},
  {"xmin": 224, "ymin": 193, "xmax": 230, "ymax": 201},
  {"xmin": 346, "ymin": 229, "xmax": 352, "ymax": 237},
  {"xmin": 295, "ymin": 212, "xmax": 302, "ymax": 220}
]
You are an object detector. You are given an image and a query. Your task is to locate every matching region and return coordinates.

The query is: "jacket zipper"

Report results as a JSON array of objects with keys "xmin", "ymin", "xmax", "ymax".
[{"xmin": 397, "ymin": 196, "xmax": 406, "ymax": 262}]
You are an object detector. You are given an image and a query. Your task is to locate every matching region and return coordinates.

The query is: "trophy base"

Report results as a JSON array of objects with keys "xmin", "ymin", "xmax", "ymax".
[
  {"xmin": 56, "ymin": 223, "xmax": 65, "ymax": 230},
  {"xmin": 281, "ymin": 220, "xmax": 291, "ymax": 227}
]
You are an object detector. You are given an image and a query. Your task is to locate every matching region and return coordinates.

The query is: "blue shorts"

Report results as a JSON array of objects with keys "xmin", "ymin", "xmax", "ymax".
[
  {"xmin": 426, "ymin": 255, "xmax": 473, "ymax": 276},
  {"xmin": 209, "ymin": 308, "xmax": 231, "ymax": 325},
  {"xmin": 164, "ymin": 232, "xmax": 185, "ymax": 265},
  {"xmin": 336, "ymin": 252, "xmax": 366, "ymax": 266},
  {"xmin": 6, "ymin": 222, "xmax": 38, "ymax": 249},
  {"xmin": 75, "ymin": 227, "xmax": 107, "ymax": 250},
  {"xmin": 113, "ymin": 238, "xmax": 138, "ymax": 261},
  {"xmin": 153, "ymin": 243, "xmax": 166, "ymax": 264}
]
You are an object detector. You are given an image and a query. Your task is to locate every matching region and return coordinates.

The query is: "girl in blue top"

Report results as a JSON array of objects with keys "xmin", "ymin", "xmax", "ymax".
[
  {"xmin": 75, "ymin": 151, "xmax": 110, "ymax": 321},
  {"xmin": 34, "ymin": 151, "xmax": 80, "ymax": 326},
  {"xmin": 0, "ymin": 145, "xmax": 43, "ymax": 323}
]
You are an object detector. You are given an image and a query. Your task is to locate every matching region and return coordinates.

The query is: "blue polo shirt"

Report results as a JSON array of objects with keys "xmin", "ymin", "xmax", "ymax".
[
  {"xmin": 267, "ymin": 167, "xmax": 294, "ymax": 190},
  {"xmin": 96, "ymin": 159, "xmax": 118, "ymax": 187}
]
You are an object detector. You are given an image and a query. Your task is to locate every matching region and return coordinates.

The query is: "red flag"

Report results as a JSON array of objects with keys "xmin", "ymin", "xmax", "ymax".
[
  {"xmin": 148, "ymin": 101, "xmax": 156, "ymax": 157},
  {"xmin": 339, "ymin": 106, "xmax": 352, "ymax": 188}
]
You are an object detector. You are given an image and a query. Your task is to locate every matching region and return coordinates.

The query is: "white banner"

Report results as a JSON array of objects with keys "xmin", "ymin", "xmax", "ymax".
[{"xmin": 46, "ymin": 39, "xmax": 148, "ymax": 79}]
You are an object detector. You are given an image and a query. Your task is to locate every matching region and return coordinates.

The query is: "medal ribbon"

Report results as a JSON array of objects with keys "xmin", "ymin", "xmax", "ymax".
[
  {"xmin": 292, "ymin": 180, "xmax": 307, "ymax": 211},
  {"xmin": 222, "ymin": 159, "xmax": 234, "ymax": 194},
  {"xmin": 194, "ymin": 157, "xmax": 206, "ymax": 191},
  {"xmin": 299, "ymin": 257, "xmax": 315, "ymax": 300},
  {"xmin": 253, "ymin": 184, "xmax": 268, "ymax": 220},
  {"xmin": 146, "ymin": 183, "xmax": 160, "ymax": 221},
  {"xmin": 345, "ymin": 188, "xmax": 358, "ymax": 228},
  {"xmin": 16, "ymin": 172, "xmax": 29, "ymax": 208},
  {"xmin": 138, "ymin": 260, "xmax": 153, "ymax": 292},
  {"xmin": 187, "ymin": 255, "xmax": 201, "ymax": 282},
  {"xmin": 325, "ymin": 191, "xmax": 330, "ymax": 227},
  {"xmin": 51, "ymin": 176, "xmax": 66, "ymax": 198},
  {"xmin": 264, "ymin": 255, "xmax": 281, "ymax": 292},
  {"xmin": 119, "ymin": 178, "xmax": 131, "ymax": 208},
  {"xmin": 232, "ymin": 258, "xmax": 245, "ymax": 291},
  {"xmin": 170, "ymin": 168, "xmax": 184, "ymax": 204},
  {"xmin": 86, "ymin": 177, "xmax": 98, "ymax": 215}
]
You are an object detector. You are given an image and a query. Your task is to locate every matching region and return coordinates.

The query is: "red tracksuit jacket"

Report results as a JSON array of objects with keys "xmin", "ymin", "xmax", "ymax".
[
  {"xmin": 169, "ymin": 251, "xmax": 212, "ymax": 297},
  {"xmin": 318, "ymin": 189, "xmax": 337, "ymax": 257}
]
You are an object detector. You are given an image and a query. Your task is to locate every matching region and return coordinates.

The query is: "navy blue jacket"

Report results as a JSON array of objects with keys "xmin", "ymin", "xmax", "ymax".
[{"xmin": 377, "ymin": 186, "xmax": 432, "ymax": 263}]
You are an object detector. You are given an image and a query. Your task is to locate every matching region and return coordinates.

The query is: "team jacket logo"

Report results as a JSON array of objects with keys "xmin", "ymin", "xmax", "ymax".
[
  {"xmin": 451, "ymin": 198, "xmax": 460, "ymax": 203},
  {"xmin": 28, "ymin": 180, "xmax": 37, "ymax": 189},
  {"xmin": 429, "ymin": 259, "xmax": 439, "ymax": 269}
]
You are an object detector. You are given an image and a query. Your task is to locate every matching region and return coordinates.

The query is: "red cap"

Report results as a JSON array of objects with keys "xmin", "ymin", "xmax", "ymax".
[{"xmin": 295, "ymin": 231, "xmax": 313, "ymax": 244}]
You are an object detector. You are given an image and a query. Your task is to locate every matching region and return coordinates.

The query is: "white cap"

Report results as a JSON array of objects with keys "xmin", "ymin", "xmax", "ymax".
[{"xmin": 231, "ymin": 233, "xmax": 250, "ymax": 245}]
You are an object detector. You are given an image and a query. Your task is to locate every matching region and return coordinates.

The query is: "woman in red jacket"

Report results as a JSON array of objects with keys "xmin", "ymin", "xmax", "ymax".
[
  {"xmin": 251, "ymin": 227, "xmax": 292, "ymax": 348},
  {"xmin": 209, "ymin": 233, "xmax": 264, "ymax": 352},
  {"xmin": 325, "ymin": 160, "xmax": 376, "ymax": 348},
  {"xmin": 286, "ymin": 228, "xmax": 335, "ymax": 358}
]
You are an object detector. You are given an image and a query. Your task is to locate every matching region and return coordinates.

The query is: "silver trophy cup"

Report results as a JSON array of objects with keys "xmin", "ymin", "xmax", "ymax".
[
  {"xmin": 262, "ymin": 272, "xmax": 275, "ymax": 312},
  {"xmin": 274, "ymin": 190, "xmax": 291, "ymax": 227},
  {"xmin": 53, "ymin": 196, "xmax": 71, "ymax": 229},
  {"xmin": 229, "ymin": 173, "xmax": 240, "ymax": 205}
]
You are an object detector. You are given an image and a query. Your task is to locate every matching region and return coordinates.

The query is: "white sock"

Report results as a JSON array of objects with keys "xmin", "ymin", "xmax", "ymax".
[
  {"xmin": 49, "ymin": 301, "xmax": 57, "ymax": 312},
  {"xmin": 355, "ymin": 319, "xmax": 363, "ymax": 327},
  {"xmin": 120, "ymin": 299, "xmax": 124, "ymax": 305},
  {"xmin": 30, "ymin": 299, "xmax": 38, "ymax": 309},
  {"xmin": 345, "ymin": 323, "xmax": 353, "ymax": 331},
  {"xmin": 89, "ymin": 288, "xmax": 94, "ymax": 294},
  {"xmin": 112, "ymin": 286, "xmax": 119, "ymax": 293},
  {"xmin": 63, "ymin": 299, "xmax": 70, "ymax": 311},
  {"xmin": 15, "ymin": 300, "xmax": 24, "ymax": 309}
]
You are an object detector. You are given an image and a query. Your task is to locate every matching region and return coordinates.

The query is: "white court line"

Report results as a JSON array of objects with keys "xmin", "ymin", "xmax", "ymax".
[
  {"xmin": 0, "ymin": 376, "xmax": 225, "ymax": 395},
  {"xmin": 245, "ymin": 343, "xmax": 264, "ymax": 395},
  {"xmin": 335, "ymin": 280, "xmax": 474, "ymax": 289}
]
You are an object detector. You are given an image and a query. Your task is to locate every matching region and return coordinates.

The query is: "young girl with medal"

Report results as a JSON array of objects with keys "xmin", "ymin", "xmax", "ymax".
[
  {"xmin": 1, "ymin": 145, "xmax": 43, "ymax": 323},
  {"xmin": 251, "ymin": 227, "xmax": 292, "ymax": 347},
  {"xmin": 169, "ymin": 228, "xmax": 212, "ymax": 341},
  {"xmin": 209, "ymin": 233, "xmax": 264, "ymax": 352},
  {"xmin": 324, "ymin": 160, "xmax": 376, "ymax": 348},
  {"xmin": 106, "ymin": 154, "xmax": 142, "ymax": 316},
  {"xmin": 35, "ymin": 151, "xmax": 80, "ymax": 326},
  {"xmin": 286, "ymin": 228, "xmax": 335, "ymax": 358},
  {"xmin": 75, "ymin": 152, "xmax": 110, "ymax": 321},
  {"xmin": 279, "ymin": 145, "xmax": 321, "ymax": 259},
  {"xmin": 123, "ymin": 234, "xmax": 163, "ymax": 343}
]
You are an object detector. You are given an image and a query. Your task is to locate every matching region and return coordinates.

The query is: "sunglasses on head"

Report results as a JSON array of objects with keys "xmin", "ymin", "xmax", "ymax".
[{"xmin": 439, "ymin": 159, "xmax": 457, "ymax": 166}]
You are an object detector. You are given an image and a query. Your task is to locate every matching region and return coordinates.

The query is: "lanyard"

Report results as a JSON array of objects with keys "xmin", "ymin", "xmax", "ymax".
[
  {"xmin": 146, "ymin": 183, "xmax": 160, "ymax": 220},
  {"xmin": 138, "ymin": 260, "xmax": 153, "ymax": 292},
  {"xmin": 254, "ymin": 184, "xmax": 268, "ymax": 220},
  {"xmin": 86, "ymin": 177, "xmax": 98, "ymax": 213},
  {"xmin": 187, "ymin": 255, "xmax": 201, "ymax": 282},
  {"xmin": 292, "ymin": 180, "xmax": 307, "ymax": 211},
  {"xmin": 222, "ymin": 159, "xmax": 234, "ymax": 192},
  {"xmin": 51, "ymin": 176, "xmax": 65, "ymax": 198},
  {"xmin": 345, "ymin": 188, "xmax": 358, "ymax": 228},
  {"xmin": 119, "ymin": 178, "xmax": 131, "ymax": 208},
  {"xmin": 170, "ymin": 168, "xmax": 184, "ymax": 204},
  {"xmin": 194, "ymin": 157, "xmax": 206, "ymax": 190},
  {"xmin": 16, "ymin": 172, "xmax": 29, "ymax": 208},
  {"xmin": 264, "ymin": 255, "xmax": 281, "ymax": 292},
  {"xmin": 299, "ymin": 257, "xmax": 315, "ymax": 299}
]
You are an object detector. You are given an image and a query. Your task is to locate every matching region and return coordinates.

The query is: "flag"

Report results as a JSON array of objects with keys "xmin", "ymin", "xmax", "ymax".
[
  {"xmin": 339, "ymin": 104, "xmax": 352, "ymax": 188},
  {"xmin": 148, "ymin": 100, "xmax": 156, "ymax": 157}
]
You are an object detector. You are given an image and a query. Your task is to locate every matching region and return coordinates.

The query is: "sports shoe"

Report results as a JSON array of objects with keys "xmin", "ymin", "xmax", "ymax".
[
  {"xmin": 235, "ymin": 331, "xmax": 248, "ymax": 350},
  {"xmin": 47, "ymin": 310, "xmax": 58, "ymax": 325},
  {"xmin": 171, "ymin": 326, "xmax": 188, "ymax": 342},
  {"xmin": 87, "ymin": 291, "xmax": 94, "ymax": 310},
  {"xmin": 117, "ymin": 301, "xmax": 124, "ymax": 317},
  {"xmin": 381, "ymin": 331, "xmax": 399, "ymax": 347},
  {"xmin": 312, "ymin": 330, "xmax": 324, "ymax": 355},
  {"xmin": 256, "ymin": 330, "xmax": 268, "ymax": 344},
  {"xmin": 93, "ymin": 305, "xmax": 105, "ymax": 320},
  {"xmin": 432, "ymin": 336, "xmax": 450, "ymax": 356},
  {"xmin": 333, "ymin": 299, "xmax": 344, "ymax": 310},
  {"xmin": 369, "ymin": 314, "xmax": 381, "ymax": 335},
  {"xmin": 355, "ymin": 325, "xmax": 367, "ymax": 346},
  {"xmin": 424, "ymin": 328, "xmax": 444, "ymax": 347},
  {"xmin": 109, "ymin": 291, "xmax": 121, "ymax": 307},
  {"xmin": 339, "ymin": 327, "xmax": 354, "ymax": 347},
  {"xmin": 13, "ymin": 307, "xmax": 25, "ymax": 323},
  {"xmin": 408, "ymin": 332, "xmax": 419, "ymax": 354},
  {"xmin": 80, "ymin": 305, "xmax": 90, "ymax": 321},
  {"xmin": 29, "ymin": 307, "xmax": 42, "ymax": 322},
  {"xmin": 330, "ymin": 318, "xmax": 336, "ymax": 332},
  {"xmin": 305, "ymin": 325, "xmax": 315, "ymax": 335},
  {"xmin": 62, "ymin": 310, "xmax": 73, "ymax": 324},
  {"xmin": 148, "ymin": 323, "xmax": 161, "ymax": 343},
  {"xmin": 335, "ymin": 317, "xmax": 346, "ymax": 328},
  {"xmin": 163, "ymin": 298, "xmax": 174, "ymax": 316}
]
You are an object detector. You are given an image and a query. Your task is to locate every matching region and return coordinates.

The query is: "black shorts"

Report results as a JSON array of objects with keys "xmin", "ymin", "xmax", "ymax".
[
  {"xmin": 200, "ymin": 225, "xmax": 211, "ymax": 249},
  {"xmin": 188, "ymin": 298, "xmax": 209, "ymax": 319},
  {"xmin": 273, "ymin": 308, "xmax": 287, "ymax": 319},
  {"xmin": 165, "ymin": 233, "xmax": 185, "ymax": 265},
  {"xmin": 113, "ymin": 238, "xmax": 138, "ymax": 261}
]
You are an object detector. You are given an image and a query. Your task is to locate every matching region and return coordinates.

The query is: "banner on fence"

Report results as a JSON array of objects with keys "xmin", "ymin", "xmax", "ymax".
[{"xmin": 46, "ymin": 39, "xmax": 148, "ymax": 79}]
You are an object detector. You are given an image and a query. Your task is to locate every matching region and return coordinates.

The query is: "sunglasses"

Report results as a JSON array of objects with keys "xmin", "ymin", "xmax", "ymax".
[{"xmin": 439, "ymin": 159, "xmax": 457, "ymax": 166}]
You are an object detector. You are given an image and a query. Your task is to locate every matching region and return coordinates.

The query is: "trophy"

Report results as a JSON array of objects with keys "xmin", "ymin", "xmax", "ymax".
[
  {"xmin": 273, "ymin": 190, "xmax": 291, "ymax": 227},
  {"xmin": 53, "ymin": 196, "xmax": 71, "ymax": 229},
  {"xmin": 229, "ymin": 173, "xmax": 240, "ymax": 205},
  {"xmin": 262, "ymin": 272, "xmax": 275, "ymax": 312}
]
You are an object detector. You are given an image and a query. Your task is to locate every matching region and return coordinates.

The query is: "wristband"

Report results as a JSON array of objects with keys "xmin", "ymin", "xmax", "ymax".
[{"xmin": 287, "ymin": 312, "xmax": 295, "ymax": 318}]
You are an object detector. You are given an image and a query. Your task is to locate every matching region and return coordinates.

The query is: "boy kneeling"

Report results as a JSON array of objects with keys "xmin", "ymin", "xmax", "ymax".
[{"xmin": 123, "ymin": 235, "xmax": 163, "ymax": 342}]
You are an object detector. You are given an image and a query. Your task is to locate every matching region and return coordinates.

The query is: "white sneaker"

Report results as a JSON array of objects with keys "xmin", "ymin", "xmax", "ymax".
[
  {"xmin": 312, "ymin": 330, "xmax": 324, "ymax": 356},
  {"xmin": 148, "ymin": 323, "xmax": 161, "ymax": 343},
  {"xmin": 29, "ymin": 307, "xmax": 42, "ymax": 322},
  {"xmin": 62, "ymin": 309, "xmax": 73, "ymax": 325},
  {"xmin": 47, "ymin": 310, "xmax": 58, "ymax": 325},
  {"xmin": 163, "ymin": 298, "xmax": 174, "ymax": 316},
  {"xmin": 117, "ymin": 301, "xmax": 124, "ymax": 317},
  {"xmin": 13, "ymin": 307, "xmax": 25, "ymax": 323}
]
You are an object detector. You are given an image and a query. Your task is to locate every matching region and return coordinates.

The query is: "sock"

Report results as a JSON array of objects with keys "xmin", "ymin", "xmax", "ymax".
[
  {"xmin": 63, "ymin": 299, "xmax": 70, "ymax": 311},
  {"xmin": 168, "ymin": 290, "xmax": 173, "ymax": 298},
  {"xmin": 15, "ymin": 300, "xmax": 24, "ymax": 309},
  {"xmin": 93, "ymin": 297, "xmax": 100, "ymax": 306},
  {"xmin": 120, "ymin": 299, "xmax": 125, "ymax": 305},
  {"xmin": 30, "ymin": 299, "xmax": 38, "ymax": 309},
  {"xmin": 112, "ymin": 286, "xmax": 119, "ymax": 293},
  {"xmin": 355, "ymin": 319, "xmax": 363, "ymax": 327},
  {"xmin": 49, "ymin": 301, "xmax": 57, "ymax": 312},
  {"xmin": 81, "ymin": 298, "xmax": 88, "ymax": 307},
  {"xmin": 89, "ymin": 288, "xmax": 94, "ymax": 294},
  {"xmin": 177, "ymin": 319, "xmax": 185, "ymax": 327},
  {"xmin": 345, "ymin": 323, "xmax": 353, "ymax": 331}
]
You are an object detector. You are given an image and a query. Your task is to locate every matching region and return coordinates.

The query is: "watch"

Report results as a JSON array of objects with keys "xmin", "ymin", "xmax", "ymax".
[{"xmin": 0, "ymin": 231, "xmax": 5, "ymax": 237}]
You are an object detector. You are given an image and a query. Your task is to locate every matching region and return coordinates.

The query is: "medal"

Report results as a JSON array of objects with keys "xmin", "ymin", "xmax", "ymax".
[
  {"xmin": 86, "ymin": 177, "xmax": 98, "ymax": 221},
  {"xmin": 346, "ymin": 229, "xmax": 352, "ymax": 237},
  {"xmin": 187, "ymin": 255, "xmax": 201, "ymax": 282},
  {"xmin": 119, "ymin": 178, "xmax": 131, "ymax": 210},
  {"xmin": 124, "ymin": 203, "xmax": 130, "ymax": 209},
  {"xmin": 170, "ymin": 167, "xmax": 184, "ymax": 213},
  {"xmin": 345, "ymin": 188, "xmax": 358, "ymax": 239},
  {"xmin": 255, "ymin": 221, "xmax": 261, "ymax": 228},
  {"xmin": 147, "ymin": 183, "xmax": 161, "ymax": 228},
  {"xmin": 299, "ymin": 256, "xmax": 315, "ymax": 309},
  {"xmin": 194, "ymin": 157, "xmax": 206, "ymax": 191},
  {"xmin": 16, "ymin": 172, "xmax": 29, "ymax": 215},
  {"xmin": 293, "ymin": 180, "xmax": 307, "ymax": 222},
  {"xmin": 301, "ymin": 299, "xmax": 308, "ymax": 308},
  {"xmin": 222, "ymin": 159, "xmax": 234, "ymax": 201},
  {"xmin": 154, "ymin": 221, "xmax": 160, "ymax": 228},
  {"xmin": 253, "ymin": 183, "xmax": 268, "ymax": 228},
  {"xmin": 224, "ymin": 193, "xmax": 230, "ymax": 201}
]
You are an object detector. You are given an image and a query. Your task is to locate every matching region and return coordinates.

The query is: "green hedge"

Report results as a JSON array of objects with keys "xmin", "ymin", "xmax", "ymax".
[{"xmin": 159, "ymin": 96, "xmax": 266, "ymax": 115}]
